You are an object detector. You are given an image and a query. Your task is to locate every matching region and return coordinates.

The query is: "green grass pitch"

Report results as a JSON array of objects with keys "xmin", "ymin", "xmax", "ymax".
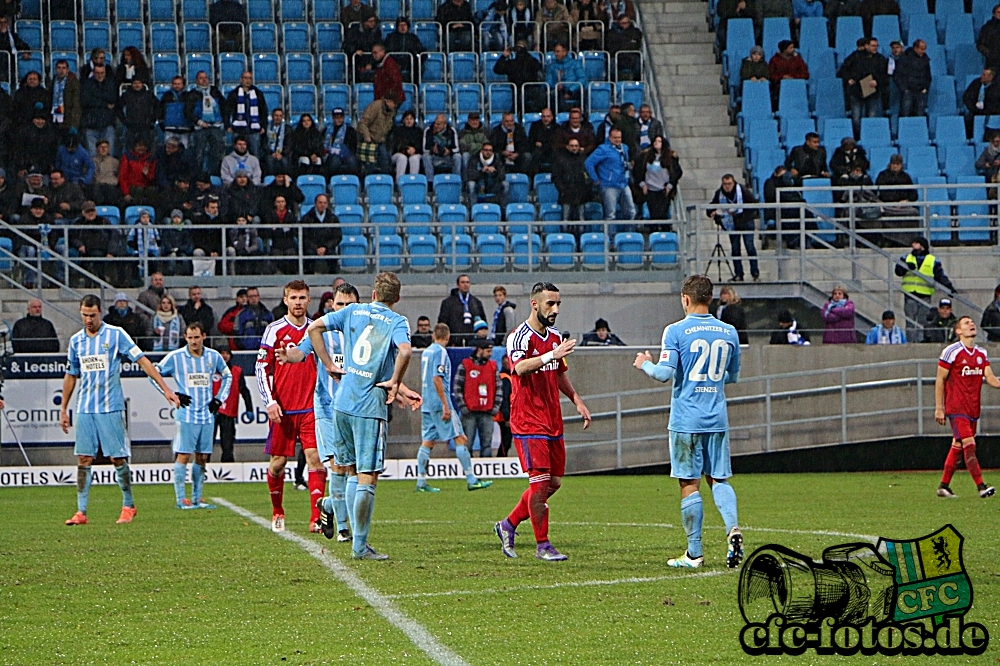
[{"xmin": 1, "ymin": 472, "xmax": 998, "ymax": 665}]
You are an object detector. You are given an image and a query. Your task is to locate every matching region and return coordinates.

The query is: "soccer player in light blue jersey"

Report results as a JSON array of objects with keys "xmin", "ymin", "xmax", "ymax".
[
  {"xmin": 415, "ymin": 323, "xmax": 492, "ymax": 493},
  {"xmin": 632, "ymin": 275, "xmax": 744, "ymax": 569},
  {"xmin": 306, "ymin": 272, "xmax": 418, "ymax": 560},
  {"xmin": 61, "ymin": 294, "xmax": 181, "ymax": 526},
  {"xmin": 154, "ymin": 322, "xmax": 232, "ymax": 510}
]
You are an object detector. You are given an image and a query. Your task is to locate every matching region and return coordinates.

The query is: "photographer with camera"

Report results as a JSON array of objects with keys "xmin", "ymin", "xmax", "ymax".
[{"xmin": 707, "ymin": 174, "xmax": 760, "ymax": 282}]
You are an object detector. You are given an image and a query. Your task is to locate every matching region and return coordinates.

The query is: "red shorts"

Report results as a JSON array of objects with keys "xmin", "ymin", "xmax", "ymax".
[
  {"xmin": 514, "ymin": 435, "xmax": 565, "ymax": 477},
  {"xmin": 949, "ymin": 416, "xmax": 978, "ymax": 442},
  {"xmin": 264, "ymin": 410, "xmax": 317, "ymax": 458}
]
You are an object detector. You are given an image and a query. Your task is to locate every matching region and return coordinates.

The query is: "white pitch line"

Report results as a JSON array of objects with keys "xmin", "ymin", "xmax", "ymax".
[
  {"xmin": 213, "ymin": 497, "xmax": 470, "ymax": 666},
  {"xmin": 560, "ymin": 522, "xmax": 878, "ymax": 542}
]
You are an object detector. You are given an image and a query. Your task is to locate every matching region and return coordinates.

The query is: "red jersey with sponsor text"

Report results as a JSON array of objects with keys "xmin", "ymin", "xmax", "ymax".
[
  {"xmin": 255, "ymin": 316, "xmax": 317, "ymax": 413},
  {"xmin": 506, "ymin": 321, "xmax": 567, "ymax": 436},
  {"xmin": 939, "ymin": 341, "xmax": 989, "ymax": 419}
]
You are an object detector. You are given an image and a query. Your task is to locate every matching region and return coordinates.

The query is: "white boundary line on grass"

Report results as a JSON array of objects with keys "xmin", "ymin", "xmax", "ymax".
[{"xmin": 213, "ymin": 497, "xmax": 470, "ymax": 666}]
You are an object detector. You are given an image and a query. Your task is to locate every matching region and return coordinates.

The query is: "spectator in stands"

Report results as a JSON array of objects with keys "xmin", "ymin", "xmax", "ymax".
[
  {"xmin": 80, "ymin": 49, "xmax": 108, "ymax": 81},
  {"xmin": 439, "ymin": 275, "xmax": 487, "ymax": 346},
  {"xmin": 582, "ymin": 318, "xmax": 626, "ymax": 345},
  {"xmin": 263, "ymin": 108, "xmax": 290, "ymax": 176},
  {"xmin": 976, "ymin": 133, "xmax": 1000, "ymax": 179},
  {"xmin": 118, "ymin": 78, "xmax": 160, "ymax": 152},
  {"xmin": 357, "ymin": 92, "xmax": 398, "ymax": 175},
  {"xmin": 715, "ymin": 0, "xmax": 755, "ymax": 54},
  {"xmin": 217, "ymin": 289, "xmax": 247, "ymax": 349},
  {"xmin": 636, "ymin": 104, "xmax": 663, "ymax": 152},
  {"xmin": 50, "ymin": 59, "xmax": 81, "ymax": 136},
  {"xmin": 707, "ymin": 174, "xmax": 759, "ymax": 282},
  {"xmin": 302, "ymin": 193, "xmax": 341, "ymax": 274},
  {"xmin": 607, "ymin": 14, "xmax": 643, "ymax": 80},
  {"xmin": 158, "ymin": 176, "xmax": 193, "ymax": 223},
  {"xmin": 786, "ymin": 132, "xmax": 829, "ymax": 183},
  {"xmin": 159, "ymin": 77, "xmax": 192, "ymax": 149},
  {"xmin": 186, "ymin": 71, "xmax": 228, "ymax": 176},
  {"xmin": 554, "ymin": 107, "xmax": 597, "ymax": 155},
  {"xmin": 80, "ymin": 64, "xmax": 118, "ymax": 157},
  {"xmin": 115, "ymin": 47, "xmax": 151, "ymax": 88},
  {"xmin": 192, "ymin": 196, "xmax": 224, "ymax": 258},
  {"xmin": 716, "ymin": 285, "xmax": 749, "ymax": 344},
  {"xmin": 635, "ymin": 135, "xmax": 682, "ymax": 227},
  {"xmin": 596, "ymin": 105, "xmax": 624, "ymax": 150},
  {"xmin": 56, "ymin": 136, "xmax": 95, "ymax": 187},
  {"xmin": 384, "ymin": 18, "xmax": 424, "ymax": 83},
  {"xmin": 287, "ymin": 113, "xmax": 325, "ymax": 177},
  {"xmin": 0, "ymin": 17, "xmax": 30, "ymax": 85},
  {"xmin": 261, "ymin": 195, "xmax": 299, "ymax": 273},
  {"xmin": 866, "ymin": 309, "xmax": 907, "ymax": 344},
  {"xmin": 178, "ymin": 285, "xmax": 215, "ymax": 335},
  {"xmin": 70, "ymin": 201, "xmax": 110, "ymax": 281},
  {"xmin": 221, "ymin": 136, "xmax": 262, "ymax": 186},
  {"xmin": 895, "ymin": 235, "xmax": 954, "ymax": 342},
  {"xmin": 262, "ymin": 169, "xmax": 304, "ymax": 213},
  {"xmin": 89, "ymin": 139, "xmax": 120, "ymax": 206},
  {"xmin": 15, "ymin": 113, "xmax": 59, "ymax": 177},
  {"xmin": 209, "ymin": 0, "xmax": 248, "ymax": 52},
  {"xmin": 345, "ymin": 15, "xmax": 382, "ymax": 82},
  {"xmin": 741, "ymin": 45, "xmax": 770, "ymax": 83},
  {"xmin": 821, "ymin": 286, "xmax": 856, "ymax": 344},
  {"xmin": 490, "ymin": 285, "xmax": 517, "ymax": 344},
  {"xmin": 225, "ymin": 214, "xmax": 261, "ymax": 274},
  {"xmin": 572, "ymin": 0, "xmax": 605, "ymax": 51},
  {"xmin": 372, "ymin": 44, "xmax": 405, "ymax": 103},
  {"xmin": 15, "ymin": 169, "xmax": 51, "ymax": 216},
  {"xmin": 547, "ymin": 43, "xmax": 587, "ymax": 113},
  {"xmin": 617, "ymin": 103, "xmax": 642, "ymax": 160},
  {"xmin": 756, "ymin": 0, "xmax": 793, "ymax": 34},
  {"xmin": 508, "ymin": 0, "xmax": 535, "ymax": 48},
  {"xmin": 978, "ymin": 5, "xmax": 1000, "ymax": 69},
  {"xmin": 792, "ymin": 0, "xmax": 823, "ymax": 30},
  {"xmin": 829, "ymin": 136, "xmax": 868, "ymax": 184},
  {"xmin": 0, "ymin": 170, "xmax": 15, "ymax": 221},
  {"xmin": 466, "ymin": 142, "xmax": 509, "ymax": 206},
  {"xmin": 411, "ymin": 315, "xmax": 433, "ymax": 348},
  {"xmin": 323, "ymin": 108, "xmax": 360, "ymax": 177},
  {"xmin": 838, "ymin": 37, "xmax": 889, "ymax": 140},
  {"xmin": 980, "ymin": 284, "xmax": 1000, "ymax": 342},
  {"xmin": 13, "ymin": 71, "xmax": 50, "ymax": 128},
  {"xmin": 875, "ymin": 154, "xmax": 917, "ymax": 203},
  {"xmin": 390, "ymin": 110, "xmax": 423, "ymax": 178},
  {"xmin": 156, "ymin": 138, "xmax": 196, "ymax": 192},
  {"xmin": 528, "ymin": 108, "xmax": 558, "ymax": 175},
  {"xmin": 490, "ymin": 112, "xmax": 532, "ymax": 175},
  {"xmin": 763, "ymin": 165, "xmax": 808, "ymax": 248},
  {"xmin": 770, "ymin": 309, "xmax": 811, "ymax": 344},
  {"xmin": 478, "ymin": 0, "xmax": 510, "ymax": 52},
  {"xmin": 893, "ymin": 39, "xmax": 931, "ymax": 118},
  {"xmin": 768, "ymin": 40, "xmax": 809, "ymax": 109},
  {"xmin": 859, "ymin": 0, "xmax": 898, "ymax": 38},
  {"xmin": 152, "ymin": 294, "xmax": 185, "ymax": 352},
  {"xmin": 160, "ymin": 209, "xmax": 195, "ymax": 275},
  {"xmin": 341, "ymin": 0, "xmax": 375, "ymax": 27},
  {"xmin": 454, "ymin": 338, "xmax": 502, "ymax": 456},
  {"xmin": 539, "ymin": 0, "xmax": 571, "ymax": 48},
  {"xmin": 48, "ymin": 169, "xmax": 84, "ymax": 221},
  {"xmin": 129, "ymin": 209, "xmax": 161, "ymax": 280},
  {"xmin": 494, "ymin": 41, "xmax": 546, "ymax": 112},
  {"xmin": 962, "ymin": 68, "xmax": 1000, "ymax": 140},
  {"xmin": 119, "ymin": 139, "xmax": 158, "ymax": 206},
  {"xmin": 192, "ymin": 172, "xmax": 225, "ymax": 214},
  {"xmin": 235, "ymin": 287, "xmax": 273, "ymax": 349},
  {"xmin": 586, "ymin": 127, "xmax": 636, "ymax": 223},
  {"xmin": 552, "ymin": 136, "xmax": 590, "ymax": 221},
  {"xmin": 473, "ymin": 317, "xmax": 490, "ymax": 339},
  {"xmin": 106, "ymin": 292, "xmax": 153, "ymax": 351},
  {"xmin": 924, "ymin": 298, "xmax": 958, "ymax": 344},
  {"xmin": 437, "ymin": 0, "xmax": 475, "ymax": 51},
  {"xmin": 422, "ymin": 113, "xmax": 463, "ymax": 180},
  {"xmin": 16, "ymin": 198, "xmax": 54, "ymax": 288},
  {"xmin": 12, "ymin": 298, "xmax": 60, "ymax": 353},
  {"xmin": 226, "ymin": 170, "xmax": 262, "ymax": 223},
  {"xmin": 226, "ymin": 72, "xmax": 268, "ymax": 157}
]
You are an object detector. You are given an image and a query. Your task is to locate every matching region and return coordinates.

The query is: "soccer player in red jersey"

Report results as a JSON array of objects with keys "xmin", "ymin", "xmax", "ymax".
[
  {"xmin": 494, "ymin": 282, "xmax": 591, "ymax": 561},
  {"xmin": 935, "ymin": 315, "xmax": 999, "ymax": 499},
  {"xmin": 256, "ymin": 280, "xmax": 326, "ymax": 532}
]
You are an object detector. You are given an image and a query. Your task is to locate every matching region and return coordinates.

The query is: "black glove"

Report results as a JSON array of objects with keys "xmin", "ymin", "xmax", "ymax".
[
  {"xmin": 208, "ymin": 399, "xmax": 222, "ymax": 414},
  {"xmin": 176, "ymin": 393, "xmax": 192, "ymax": 408}
]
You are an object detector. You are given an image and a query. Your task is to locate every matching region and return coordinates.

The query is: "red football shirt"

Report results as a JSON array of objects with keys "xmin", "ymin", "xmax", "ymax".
[
  {"xmin": 255, "ymin": 316, "xmax": 317, "ymax": 413},
  {"xmin": 939, "ymin": 341, "xmax": 989, "ymax": 419},
  {"xmin": 506, "ymin": 321, "xmax": 567, "ymax": 436}
]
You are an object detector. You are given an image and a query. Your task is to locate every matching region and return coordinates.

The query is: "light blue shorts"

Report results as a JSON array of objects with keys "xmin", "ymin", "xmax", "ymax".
[
  {"xmin": 333, "ymin": 411, "xmax": 386, "ymax": 474},
  {"xmin": 669, "ymin": 431, "xmax": 732, "ymax": 480},
  {"xmin": 421, "ymin": 409, "xmax": 464, "ymax": 443},
  {"xmin": 75, "ymin": 411, "xmax": 130, "ymax": 459},
  {"xmin": 315, "ymin": 416, "xmax": 348, "ymax": 465},
  {"xmin": 173, "ymin": 421, "xmax": 215, "ymax": 455}
]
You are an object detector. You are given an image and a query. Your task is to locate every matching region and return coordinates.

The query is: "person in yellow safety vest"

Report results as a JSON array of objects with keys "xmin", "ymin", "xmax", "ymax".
[{"xmin": 894, "ymin": 235, "xmax": 955, "ymax": 343}]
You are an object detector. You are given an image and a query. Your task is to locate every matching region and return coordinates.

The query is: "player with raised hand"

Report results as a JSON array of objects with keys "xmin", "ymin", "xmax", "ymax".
[
  {"xmin": 61, "ymin": 294, "xmax": 181, "ymax": 526},
  {"xmin": 415, "ymin": 322, "xmax": 493, "ymax": 493},
  {"xmin": 256, "ymin": 280, "xmax": 324, "ymax": 533},
  {"xmin": 935, "ymin": 316, "xmax": 998, "ymax": 499},
  {"xmin": 633, "ymin": 275, "xmax": 743, "ymax": 569},
  {"xmin": 305, "ymin": 272, "xmax": 413, "ymax": 560},
  {"xmin": 154, "ymin": 322, "xmax": 232, "ymax": 510},
  {"xmin": 494, "ymin": 282, "xmax": 591, "ymax": 562}
]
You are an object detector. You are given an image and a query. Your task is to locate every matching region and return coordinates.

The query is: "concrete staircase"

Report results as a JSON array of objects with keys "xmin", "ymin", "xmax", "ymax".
[{"xmin": 639, "ymin": 0, "xmax": 743, "ymax": 204}]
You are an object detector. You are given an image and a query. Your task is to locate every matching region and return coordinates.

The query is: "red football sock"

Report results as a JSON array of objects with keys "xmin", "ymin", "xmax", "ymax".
[
  {"xmin": 942, "ymin": 446, "xmax": 963, "ymax": 485},
  {"xmin": 308, "ymin": 468, "xmax": 327, "ymax": 523},
  {"xmin": 527, "ymin": 475, "xmax": 551, "ymax": 543},
  {"xmin": 508, "ymin": 487, "xmax": 531, "ymax": 528},
  {"xmin": 268, "ymin": 471, "xmax": 284, "ymax": 515},
  {"xmin": 963, "ymin": 443, "xmax": 984, "ymax": 486}
]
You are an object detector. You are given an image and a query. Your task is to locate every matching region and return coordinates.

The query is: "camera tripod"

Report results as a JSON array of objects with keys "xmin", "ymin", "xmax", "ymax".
[{"xmin": 705, "ymin": 226, "xmax": 735, "ymax": 282}]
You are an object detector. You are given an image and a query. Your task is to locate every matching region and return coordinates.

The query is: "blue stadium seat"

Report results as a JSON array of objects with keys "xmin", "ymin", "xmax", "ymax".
[
  {"xmin": 614, "ymin": 232, "xmax": 644, "ymax": 268},
  {"xmin": 18, "ymin": 20, "xmax": 42, "ymax": 51},
  {"xmin": 285, "ymin": 54, "xmax": 314, "ymax": 84},
  {"xmin": 448, "ymin": 52, "xmax": 478, "ymax": 82},
  {"xmin": 49, "ymin": 21, "xmax": 77, "ymax": 52},
  {"xmin": 354, "ymin": 83, "xmax": 375, "ymax": 115},
  {"xmin": 250, "ymin": 23, "xmax": 278, "ymax": 52},
  {"xmin": 737, "ymin": 80, "xmax": 772, "ymax": 137},
  {"xmin": 454, "ymin": 83, "xmax": 482, "ymax": 116},
  {"xmin": 398, "ymin": 174, "xmax": 428, "ymax": 205},
  {"xmin": 811, "ymin": 77, "xmax": 846, "ymax": 119},
  {"xmin": 580, "ymin": 232, "xmax": 607, "ymax": 269},
  {"xmin": 370, "ymin": 206, "xmax": 400, "ymax": 236},
  {"xmin": 404, "ymin": 203, "xmax": 434, "ymax": 234},
  {"xmin": 804, "ymin": 47, "xmax": 836, "ymax": 80},
  {"xmin": 125, "ymin": 205, "xmax": 156, "ymax": 225},
  {"xmin": 782, "ymin": 117, "xmax": 816, "ymax": 149},
  {"xmin": 253, "ymin": 54, "xmax": 281, "ymax": 85},
  {"xmin": 415, "ymin": 21, "xmax": 441, "ymax": 51},
  {"xmin": 421, "ymin": 52, "xmax": 446, "ymax": 83},
  {"xmin": 751, "ymin": 149, "xmax": 787, "ymax": 193},
  {"xmin": 283, "ymin": 22, "xmax": 311, "ymax": 53},
  {"xmin": 83, "ymin": 0, "xmax": 109, "ymax": 20},
  {"xmin": 471, "ymin": 203, "xmax": 502, "ymax": 235},
  {"xmin": 545, "ymin": 233, "xmax": 576, "ymax": 269},
  {"xmin": 314, "ymin": 0, "xmax": 339, "ymax": 20},
  {"xmin": 248, "ymin": 0, "xmax": 272, "ymax": 20},
  {"xmin": 321, "ymin": 53, "xmax": 348, "ymax": 85},
  {"xmin": 185, "ymin": 23, "xmax": 211, "ymax": 53},
  {"xmin": 258, "ymin": 84, "xmax": 283, "ymax": 113},
  {"xmin": 951, "ymin": 43, "xmax": 984, "ymax": 83},
  {"xmin": 906, "ymin": 13, "xmax": 936, "ymax": 45},
  {"xmin": 583, "ymin": 202, "xmax": 605, "ymax": 221},
  {"xmin": 83, "ymin": 21, "xmax": 111, "ymax": 53},
  {"xmin": 338, "ymin": 236, "xmax": 368, "ymax": 271},
  {"xmin": 17, "ymin": 53, "xmax": 43, "ymax": 81},
  {"xmin": 725, "ymin": 18, "xmax": 754, "ymax": 60},
  {"xmin": 589, "ymin": 81, "xmax": 614, "ymax": 116},
  {"xmin": 365, "ymin": 174, "xmax": 394, "ymax": 205},
  {"xmin": 867, "ymin": 146, "xmax": 898, "ymax": 174},
  {"xmin": 488, "ymin": 83, "xmax": 515, "ymax": 117},
  {"xmin": 903, "ymin": 146, "xmax": 941, "ymax": 177},
  {"xmin": 744, "ymin": 118, "xmax": 780, "ymax": 169},
  {"xmin": 617, "ymin": 81, "xmax": 645, "ymax": 109},
  {"xmin": 153, "ymin": 53, "xmax": 182, "ymax": 85},
  {"xmin": 475, "ymin": 233, "xmax": 506, "ymax": 270},
  {"xmin": 762, "ymin": 17, "xmax": 790, "ymax": 58},
  {"xmin": 441, "ymin": 233, "xmax": 472, "ymax": 268},
  {"xmin": 433, "ymin": 174, "xmax": 462, "ymax": 204},
  {"xmin": 297, "ymin": 175, "xmax": 327, "ymax": 209},
  {"xmin": 421, "ymin": 83, "xmax": 449, "ymax": 121},
  {"xmin": 799, "ymin": 17, "xmax": 828, "ymax": 53},
  {"xmin": 117, "ymin": 22, "xmax": 144, "ymax": 52},
  {"xmin": 182, "ymin": 0, "xmax": 208, "ymax": 21},
  {"xmin": 944, "ymin": 145, "xmax": 976, "ymax": 181},
  {"xmin": 534, "ymin": 173, "xmax": 558, "ymax": 204},
  {"xmin": 582, "ymin": 51, "xmax": 609, "ymax": 82},
  {"xmin": 915, "ymin": 175, "xmax": 951, "ymax": 242},
  {"xmin": 218, "ymin": 53, "xmax": 247, "ymax": 87},
  {"xmin": 648, "ymin": 231, "xmax": 679, "ymax": 267},
  {"xmin": 282, "ymin": 0, "xmax": 306, "ymax": 21},
  {"xmin": 435, "ymin": 203, "xmax": 466, "ymax": 234},
  {"xmin": 955, "ymin": 177, "xmax": 990, "ymax": 241},
  {"xmin": 505, "ymin": 173, "xmax": 529, "ymax": 204},
  {"xmin": 331, "ymin": 176, "xmax": 361, "ymax": 206},
  {"xmin": 777, "ymin": 79, "xmax": 809, "ymax": 119},
  {"xmin": 506, "ymin": 203, "xmax": 535, "ymax": 233},
  {"xmin": 511, "ymin": 233, "xmax": 542, "ymax": 269},
  {"xmin": 801, "ymin": 178, "xmax": 836, "ymax": 242},
  {"xmin": 322, "ymin": 83, "xmax": 350, "ymax": 115},
  {"xmin": 896, "ymin": 116, "xmax": 930, "ymax": 148},
  {"xmin": 334, "ymin": 205, "xmax": 364, "ymax": 235},
  {"xmin": 97, "ymin": 206, "xmax": 121, "ymax": 225},
  {"xmin": 116, "ymin": 0, "xmax": 141, "ymax": 20},
  {"xmin": 150, "ymin": 0, "xmax": 173, "ymax": 20},
  {"xmin": 835, "ymin": 17, "xmax": 864, "ymax": 65},
  {"xmin": 928, "ymin": 75, "xmax": 958, "ymax": 118},
  {"xmin": 482, "ymin": 52, "xmax": 504, "ymax": 83},
  {"xmin": 316, "ymin": 22, "xmax": 344, "ymax": 52},
  {"xmin": 820, "ymin": 117, "xmax": 854, "ymax": 148},
  {"xmin": 872, "ymin": 15, "xmax": 901, "ymax": 56},
  {"xmin": 407, "ymin": 234, "xmax": 438, "ymax": 270},
  {"xmin": 379, "ymin": 0, "xmax": 402, "ymax": 19},
  {"xmin": 186, "ymin": 53, "xmax": 214, "ymax": 80},
  {"xmin": 151, "ymin": 23, "xmax": 178, "ymax": 52},
  {"xmin": 860, "ymin": 117, "xmax": 892, "ymax": 148},
  {"xmin": 933, "ymin": 115, "xmax": 967, "ymax": 146}
]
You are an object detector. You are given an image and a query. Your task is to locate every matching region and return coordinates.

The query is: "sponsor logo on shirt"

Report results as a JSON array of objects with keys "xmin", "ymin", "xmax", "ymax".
[
  {"xmin": 80, "ymin": 354, "xmax": 108, "ymax": 373},
  {"xmin": 660, "ymin": 350, "xmax": 671, "ymax": 362},
  {"xmin": 961, "ymin": 366, "xmax": 984, "ymax": 376}
]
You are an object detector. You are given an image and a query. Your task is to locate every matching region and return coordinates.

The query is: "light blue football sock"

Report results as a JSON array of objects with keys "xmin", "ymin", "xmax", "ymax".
[
  {"xmin": 711, "ymin": 481, "xmax": 739, "ymax": 534},
  {"xmin": 680, "ymin": 492, "xmax": 704, "ymax": 559},
  {"xmin": 116, "ymin": 462, "xmax": 134, "ymax": 508},
  {"xmin": 352, "ymin": 483, "xmax": 376, "ymax": 556},
  {"xmin": 323, "ymin": 471, "xmax": 335, "ymax": 515},
  {"xmin": 77, "ymin": 465, "xmax": 92, "ymax": 514},
  {"xmin": 173, "ymin": 462, "xmax": 187, "ymax": 504},
  {"xmin": 455, "ymin": 444, "xmax": 477, "ymax": 484},
  {"xmin": 345, "ymin": 474, "xmax": 358, "ymax": 523},
  {"xmin": 191, "ymin": 463, "xmax": 204, "ymax": 504},
  {"xmin": 330, "ymin": 473, "xmax": 348, "ymax": 532},
  {"xmin": 416, "ymin": 445, "xmax": 432, "ymax": 487}
]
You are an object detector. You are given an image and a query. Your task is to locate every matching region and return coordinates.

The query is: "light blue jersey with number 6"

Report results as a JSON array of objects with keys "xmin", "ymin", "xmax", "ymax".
[
  {"xmin": 321, "ymin": 302, "xmax": 411, "ymax": 421},
  {"xmin": 654, "ymin": 313, "xmax": 740, "ymax": 433}
]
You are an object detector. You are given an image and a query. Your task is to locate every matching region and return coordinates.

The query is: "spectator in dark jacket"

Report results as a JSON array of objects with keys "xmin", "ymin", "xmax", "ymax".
[
  {"xmin": 261, "ymin": 170, "xmax": 304, "ymax": 214},
  {"xmin": 581, "ymin": 318, "xmax": 626, "ymax": 345},
  {"xmin": 981, "ymin": 283, "xmax": 1000, "ymax": 342},
  {"xmin": 768, "ymin": 40, "xmax": 809, "ymax": 108},
  {"xmin": 552, "ymin": 140, "xmax": 591, "ymax": 221},
  {"xmin": 192, "ymin": 197, "xmax": 224, "ymax": 256},
  {"xmin": 177, "ymin": 285, "xmax": 215, "ymax": 334},
  {"xmin": 322, "ymin": 108, "xmax": 360, "ymax": 177},
  {"xmin": 708, "ymin": 175, "xmax": 759, "ymax": 281},
  {"xmin": 15, "ymin": 113, "xmax": 60, "ymax": 175},
  {"xmin": 770, "ymin": 309, "xmax": 811, "ymax": 344},
  {"xmin": 301, "ymin": 193, "xmax": 341, "ymax": 274},
  {"xmin": 606, "ymin": 15, "xmax": 643, "ymax": 80},
  {"xmin": 11, "ymin": 298, "xmax": 60, "ymax": 353},
  {"xmin": 785, "ymin": 132, "xmax": 829, "ymax": 183},
  {"xmin": 287, "ymin": 113, "xmax": 325, "ymax": 177},
  {"xmin": 344, "ymin": 15, "xmax": 381, "ymax": 81},
  {"xmin": 976, "ymin": 133, "xmax": 1000, "ymax": 179},
  {"xmin": 741, "ymin": 45, "xmax": 770, "ymax": 82},
  {"xmin": 155, "ymin": 137, "xmax": 196, "ymax": 190},
  {"xmin": 70, "ymin": 202, "xmax": 112, "ymax": 280},
  {"xmin": 829, "ymin": 137, "xmax": 869, "ymax": 184},
  {"xmin": 553, "ymin": 108, "xmax": 597, "ymax": 155},
  {"xmin": 465, "ymin": 142, "xmax": 509, "ymax": 206},
  {"xmin": 763, "ymin": 164, "xmax": 811, "ymax": 246},
  {"xmin": 962, "ymin": 68, "xmax": 1000, "ymax": 139},
  {"xmin": 118, "ymin": 78, "xmax": 160, "ymax": 150},
  {"xmin": 383, "ymin": 18, "xmax": 424, "ymax": 81},
  {"xmin": 115, "ymin": 47, "xmax": 151, "ymax": 88},
  {"xmin": 105, "ymin": 292, "xmax": 153, "ymax": 351},
  {"xmin": 924, "ymin": 298, "xmax": 958, "ymax": 344},
  {"xmin": 209, "ymin": 0, "xmax": 248, "ymax": 51},
  {"xmin": 261, "ymin": 194, "xmax": 299, "ymax": 273},
  {"xmin": 875, "ymin": 154, "xmax": 916, "ymax": 202},
  {"xmin": 80, "ymin": 64, "xmax": 119, "ymax": 155},
  {"xmin": 490, "ymin": 112, "xmax": 532, "ymax": 174},
  {"xmin": 893, "ymin": 40, "xmax": 931, "ymax": 117},
  {"xmin": 978, "ymin": 5, "xmax": 1000, "ymax": 69},
  {"xmin": 225, "ymin": 171, "xmax": 262, "ymax": 222},
  {"xmin": 859, "ymin": 0, "xmax": 899, "ymax": 36},
  {"xmin": 234, "ymin": 287, "xmax": 273, "ymax": 349},
  {"xmin": 12, "ymin": 72, "xmax": 50, "ymax": 128},
  {"xmin": 527, "ymin": 108, "xmax": 559, "ymax": 174},
  {"xmin": 439, "ymin": 274, "xmax": 487, "ymax": 346},
  {"xmin": 422, "ymin": 113, "xmax": 462, "ymax": 179},
  {"xmin": 493, "ymin": 42, "xmax": 544, "ymax": 107},
  {"xmin": 716, "ymin": 286, "xmax": 749, "ymax": 345},
  {"xmin": 340, "ymin": 0, "xmax": 375, "ymax": 26},
  {"xmin": 159, "ymin": 76, "xmax": 193, "ymax": 146},
  {"xmin": 48, "ymin": 170, "xmax": 85, "ymax": 220},
  {"xmin": 0, "ymin": 17, "xmax": 29, "ymax": 84},
  {"xmin": 372, "ymin": 44, "xmax": 405, "ymax": 103},
  {"xmin": 437, "ymin": 0, "xmax": 475, "ymax": 51},
  {"xmin": 390, "ymin": 109, "xmax": 424, "ymax": 178},
  {"xmin": 838, "ymin": 38, "xmax": 890, "ymax": 139}
]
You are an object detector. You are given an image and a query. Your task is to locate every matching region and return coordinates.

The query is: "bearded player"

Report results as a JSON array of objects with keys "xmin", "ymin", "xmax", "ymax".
[
  {"xmin": 494, "ymin": 282, "xmax": 591, "ymax": 562},
  {"xmin": 935, "ymin": 316, "xmax": 998, "ymax": 499},
  {"xmin": 256, "ymin": 280, "xmax": 326, "ymax": 532}
]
